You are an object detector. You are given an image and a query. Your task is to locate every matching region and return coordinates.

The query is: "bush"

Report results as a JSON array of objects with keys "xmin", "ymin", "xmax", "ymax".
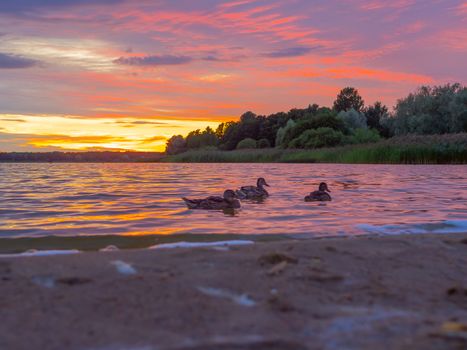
[
  {"xmin": 236, "ymin": 138, "xmax": 257, "ymax": 149},
  {"xmin": 288, "ymin": 127, "xmax": 344, "ymax": 149},
  {"xmin": 281, "ymin": 112, "xmax": 346, "ymax": 147},
  {"xmin": 338, "ymin": 109, "xmax": 367, "ymax": 130},
  {"xmin": 347, "ymin": 128, "xmax": 381, "ymax": 144},
  {"xmin": 256, "ymin": 138, "xmax": 271, "ymax": 148}
]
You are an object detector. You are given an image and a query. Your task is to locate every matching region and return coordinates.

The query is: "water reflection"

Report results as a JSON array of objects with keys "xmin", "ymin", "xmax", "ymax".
[{"xmin": 0, "ymin": 163, "xmax": 466, "ymax": 238}]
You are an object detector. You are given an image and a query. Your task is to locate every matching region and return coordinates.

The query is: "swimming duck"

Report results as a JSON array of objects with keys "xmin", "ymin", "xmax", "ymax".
[
  {"xmin": 304, "ymin": 182, "xmax": 332, "ymax": 202},
  {"xmin": 236, "ymin": 177, "xmax": 270, "ymax": 199},
  {"xmin": 182, "ymin": 190, "xmax": 241, "ymax": 210}
]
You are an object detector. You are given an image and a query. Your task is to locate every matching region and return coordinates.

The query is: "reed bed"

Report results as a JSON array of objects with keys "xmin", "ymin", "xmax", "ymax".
[{"xmin": 161, "ymin": 133, "xmax": 467, "ymax": 164}]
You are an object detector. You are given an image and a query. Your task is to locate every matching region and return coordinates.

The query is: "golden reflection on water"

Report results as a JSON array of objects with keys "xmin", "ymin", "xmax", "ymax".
[{"xmin": 0, "ymin": 163, "xmax": 466, "ymax": 240}]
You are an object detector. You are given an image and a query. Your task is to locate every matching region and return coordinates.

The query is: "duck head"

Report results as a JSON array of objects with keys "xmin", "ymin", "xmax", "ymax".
[
  {"xmin": 223, "ymin": 189, "xmax": 238, "ymax": 202},
  {"xmin": 319, "ymin": 182, "xmax": 331, "ymax": 192},
  {"xmin": 257, "ymin": 177, "xmax": 270, "ymax": 188}
]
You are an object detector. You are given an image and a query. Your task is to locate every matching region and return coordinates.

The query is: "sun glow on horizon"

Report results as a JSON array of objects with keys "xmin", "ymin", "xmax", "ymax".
[{"xmin": 0, "ymin": 114, "xmax": 222, "ymax": 152}]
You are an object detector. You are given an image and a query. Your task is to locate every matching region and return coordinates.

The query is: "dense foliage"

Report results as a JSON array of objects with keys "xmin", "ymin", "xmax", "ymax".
[
  {"xmin": 391, "ymin": 83, "xmax": 467, "ymax": 135},
  {"xmin": 163, "ymin": 133, "xmax": 467, "ymax": 164},
  {"xmin": 164, "ymin": 83, "xmax": 467, "ymax": 155}
]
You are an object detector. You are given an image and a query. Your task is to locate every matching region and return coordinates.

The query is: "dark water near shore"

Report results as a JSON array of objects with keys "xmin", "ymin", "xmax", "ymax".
[{"xmin": 0, "ymin": 163, "xmax": 466, "ymax": 247}]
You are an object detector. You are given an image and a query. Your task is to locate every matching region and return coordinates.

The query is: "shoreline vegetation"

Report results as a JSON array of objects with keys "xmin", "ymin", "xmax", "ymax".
[
  {"xmin": 1, "ymin": 132, "xmax": 466, "ymax": 164},
  {"xmin": 163, "ymin": 84, "xmax": 467, "ymax": 164},
  {"xmin": 1, "ymin": 233, "xmax": 467, "ymax": 349},
  {"xmin": 161, "ymin": 133, "xmax": 467, "ymax": 164}
]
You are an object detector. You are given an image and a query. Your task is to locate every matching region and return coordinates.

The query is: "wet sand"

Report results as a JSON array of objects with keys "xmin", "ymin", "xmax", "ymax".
[{"xmin": 1, "ymin": 233, "xmax": 467, "ymax": 350}]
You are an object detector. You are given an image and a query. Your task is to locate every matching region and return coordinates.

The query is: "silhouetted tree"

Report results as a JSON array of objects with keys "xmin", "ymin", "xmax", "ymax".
[
  {"xmin": 165, "ymin": 135, "xmax": 186, "ymax": 155},
  {"xmin": 333, "ymin": 87, "xmax": 365, "ymax": 112},
  {"xmin": 215, "ymin": 123, "xmax": 226, "ymax": 139},
  {"xmin": 257, "ymin": 112, "xmax": 288, "ymax": 146},
  {"xmin": 185, "ymin": 127, "xmax": 218, "ymax": 149}
]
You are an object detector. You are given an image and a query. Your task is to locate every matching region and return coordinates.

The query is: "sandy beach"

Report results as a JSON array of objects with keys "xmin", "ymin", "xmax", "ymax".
[{"xmin": 1, "ymin": 233, "xmax": 467, "ymax": 350}]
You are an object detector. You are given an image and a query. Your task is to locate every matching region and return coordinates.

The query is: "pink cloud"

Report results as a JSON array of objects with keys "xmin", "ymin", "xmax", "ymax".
[
  {"xmin": 360, "ymin": 0, "xmax": 416, "ymax": 11},
  {"xmin": 0, "ymin": 0, "xmax": 466, "ymax": 138}
]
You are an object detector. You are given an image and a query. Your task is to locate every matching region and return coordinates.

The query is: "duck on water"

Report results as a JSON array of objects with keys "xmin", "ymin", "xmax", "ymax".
[
  {"xmin": 304, "ymin": 182, "xmax": 332, "ymax": 202},
  {"xmin": 182, "ymin": 190, "xmax": 241, "ymax": 210},
  {"xmin": 236, "ymin": 177, "xmax": 270, "ymax": 199}
]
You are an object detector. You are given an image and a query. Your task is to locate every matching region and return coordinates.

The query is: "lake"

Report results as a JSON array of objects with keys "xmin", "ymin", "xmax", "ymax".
[{"xmin": 1, "ymin": 163, "xmax": 466, "ymax": 248}]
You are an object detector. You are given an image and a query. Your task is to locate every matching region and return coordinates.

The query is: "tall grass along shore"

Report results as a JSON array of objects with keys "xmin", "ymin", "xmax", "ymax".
[{"xmin": 161, "ymin": 133, "xmax": 467, "ymax": 164}]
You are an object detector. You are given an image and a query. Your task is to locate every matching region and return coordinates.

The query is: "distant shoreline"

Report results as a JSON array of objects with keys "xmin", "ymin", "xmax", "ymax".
[
  {"xmin": 2, "ymin": 133, "xmax": 466, "ymax": 164},
  {"xmin": 0, "ymin": 151, "xmax": 163, "ymax": 163}
]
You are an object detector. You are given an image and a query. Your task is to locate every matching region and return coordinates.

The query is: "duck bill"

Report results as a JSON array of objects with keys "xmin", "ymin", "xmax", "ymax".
[{"xmin": 264, "ymin": 183, "xmax": 270, "ymax": 187}]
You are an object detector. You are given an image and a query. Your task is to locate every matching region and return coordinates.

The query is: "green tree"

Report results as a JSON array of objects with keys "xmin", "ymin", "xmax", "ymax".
[
  {"xmin": 338, "ymin": 109, "xmax": 367, "ymax": 130},
  {"xmin": 333, "ymin": 87, "xmax": 365, "ymax": 112},
  {"xmin": 364, "ymin": 102, "xmax": 388, "ymax": 133},
  {"xmin": 276, "ymin": 119, "xmax": 296, "ymax": 148},
  {"xmin": 219, "ymin": 112, "xmax": 261, "ymax": 150},
  {"xmin": 257, "ymin": 112, "xmax": 288, "ymax": 146},
  {"xmin": 392, "ymin": 83, "xmax": 467, "ymax": 135}
]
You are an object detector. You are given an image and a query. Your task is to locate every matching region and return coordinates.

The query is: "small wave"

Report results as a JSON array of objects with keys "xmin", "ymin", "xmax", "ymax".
[
  {"xmin": 55, "ymin": 193, "xmax": 127, "ymax": 201},
  {"xmin": 149, "ymin": 240, "xmax": 254, "ymax": 249},
  {"xmin": 357, "ymin": 220, "xmax": 467, "ymax": 235}
]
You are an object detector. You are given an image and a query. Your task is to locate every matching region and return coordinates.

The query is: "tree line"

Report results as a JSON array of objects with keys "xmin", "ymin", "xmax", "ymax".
[
  {"xmin": 0, "ymin": 152, "xmax": 163, "ymax": 162},
  {"xmin": 165, "ymin": 83, "xmax": 467, "ymax": 155}
]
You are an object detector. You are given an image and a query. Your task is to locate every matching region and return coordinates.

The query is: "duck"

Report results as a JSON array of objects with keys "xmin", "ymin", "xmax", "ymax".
[
  {"xmin": 236, "ymin": 177, "xmax": 270, "ymax": 199},
  {"xmin": 304, "ymin": 182, "xmax": 332, "ymax": 202},
  {"xmin": 182, "ymin": 190, "xmax": 241, "ymax": 210}
]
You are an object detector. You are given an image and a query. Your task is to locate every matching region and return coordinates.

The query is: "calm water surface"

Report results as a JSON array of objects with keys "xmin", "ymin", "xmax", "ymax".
[{"xmin": 1, "ymin": 163, "xmax": 466, "ymax": 240}]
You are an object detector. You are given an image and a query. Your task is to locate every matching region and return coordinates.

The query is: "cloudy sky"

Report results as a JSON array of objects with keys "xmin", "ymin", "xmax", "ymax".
[{"xmin": 0, "ymin": 0, "xmax": 466, "ymax": 151}]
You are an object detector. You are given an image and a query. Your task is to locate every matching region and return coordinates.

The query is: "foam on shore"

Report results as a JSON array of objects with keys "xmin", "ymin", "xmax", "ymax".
[
  {"xmin": 149, "ymin": 240, "xmax": 255, "ymax": 250},
  {"xmin": 357, "ymin": 220, "xmax": 467, "ymax": 235},
  {"xmin": 0, "ymin": 249, "xmax": 81, "ymax": 258}
]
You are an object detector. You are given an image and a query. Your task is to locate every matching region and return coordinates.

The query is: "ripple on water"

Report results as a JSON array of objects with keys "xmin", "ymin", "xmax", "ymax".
[{"xmin": 0, "ymin": 163, "xmax": 466, "ymax": 240}]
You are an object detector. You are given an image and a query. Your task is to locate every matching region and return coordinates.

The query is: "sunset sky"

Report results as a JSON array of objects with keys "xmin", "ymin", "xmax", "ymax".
[{"xmin": 1, "ymin": 0, "xmax": 466, "ymax": 152}]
